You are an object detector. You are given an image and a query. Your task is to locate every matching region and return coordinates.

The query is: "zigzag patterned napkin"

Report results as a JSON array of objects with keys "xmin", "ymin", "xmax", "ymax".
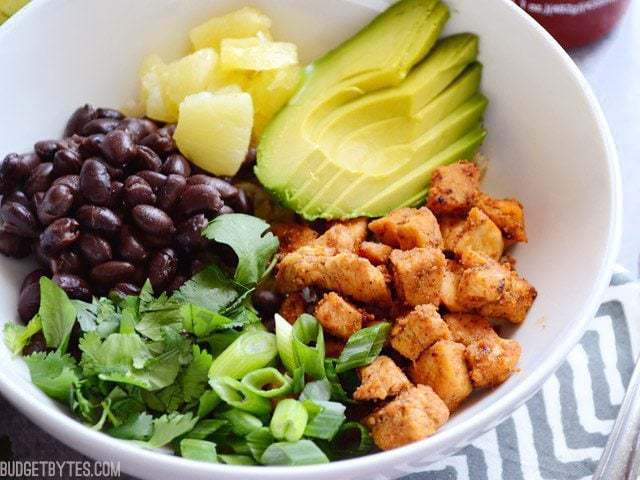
[{"xmin": 406, "ymin": 269, "xmax": 639, "ymax": 480}]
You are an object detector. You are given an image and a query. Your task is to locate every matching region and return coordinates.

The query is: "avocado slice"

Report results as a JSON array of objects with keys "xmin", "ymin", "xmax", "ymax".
[{"xmin": 256, "ymin": 0, "xmax": 487, "ymax": 219}]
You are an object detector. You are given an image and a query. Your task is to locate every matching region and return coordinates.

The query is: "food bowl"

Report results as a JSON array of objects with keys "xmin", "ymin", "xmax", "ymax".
[{"xmin": 0, "ymin": 0, "xmax": 621, "ymax": 478}]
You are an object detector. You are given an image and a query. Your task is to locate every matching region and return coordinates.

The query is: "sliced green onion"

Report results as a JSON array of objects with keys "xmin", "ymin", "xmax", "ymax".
[
  {"xmin": 180, "ymin": 439, "xmax": 218, "ymax": 463},
  {"xmin": 299, "ymin": 379, "xmax": 332, "ymax": 402},
  {"xmin": 302, "ymin": 400, "xmax": 346, "ymax": 440},
  {"xmin": 185, "ymin": 419, "xmax": 228, "ymax": 440},
  {"xmin": 261, "ymin": 439, "xmax": 329, "ymax": 466},
  {"xmin": 323, "ymin": 359, "xmax": 354, "ymax": 403},
  {"xmin": 210, "ymin": 377, "xmax": 272, "ymax": 415},
  {"xmin": 320, "ymin": 422, "xmax": 374, "ymax": 460},
  {"xmin": 218, "ymin": 409, "xmax": 263, "ymax": 436},
  {"xmin": 241, "ymin": 367, "xmax": 292, "ymax": 398},
  {"xmin": 226, "ymin": 436, "xmax": 252, "ymax": 455},
  {"xmin": 292, "ymin": 314, "xmax": 325, "ymax": 379},
  {"xmin": 291, "ymin": 366, "xmax": 305, "ymax": 394},
  {"xmin": 209, "ymin": 330, "xmax": 277, "ymax": 380},
  {"xmin": 197, "ymin": 390, "xmax": 221, "ymax": 418},
  {"xmin": 335, "ymin": 322, "xmax": 390, "ymax": 373},
  {"xmin": 246, "ymin": 427, "xmax": 274, "ymax": 461},
  {"xmin": 270, "ymin": 399, "xmax": 308, "ymax": 442},
  {"xmin": 275, "ymin": 314, "xmax": 297, "ymax": 373},
  {"xmin": 218, "ymin": 454, "xmax": 257, "ymax": 465}
]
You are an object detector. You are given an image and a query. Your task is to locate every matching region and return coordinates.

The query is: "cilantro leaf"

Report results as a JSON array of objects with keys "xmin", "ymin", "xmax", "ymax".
[
  {"xmin": 182, "ymin": 345, "xmax": 213, "ymax": 402},
  {"xmin": 72, "ymin": 297, "xmax": 120, "ymax": 338},
  {"xmin": 136, "ymin": 282, "xmax": 182, "ymax": 341},
  {"xmin": 39, "ymin": 277, "xmax": 77, "ymax": 352},
  {"xmin": 148, "ymin": 412, "xmax": 198, "ymax": 448},
  {"xmin": 109, "ymin": 412, "xmax": 154, "ymax": 440},
  {"xmin": 24, "ymin": 351, "xmax": 79, "ymax": 401},
  {"xmin": 173, "ymin": 265, "xmax": 246, "ymax": 313},
  {"xmin": 3, "ymin": 315, "xmax": 42, "ymax": 354},
  {"xmin": 202, "ymin": 214, "xmax": 279, "ymax": 286}
]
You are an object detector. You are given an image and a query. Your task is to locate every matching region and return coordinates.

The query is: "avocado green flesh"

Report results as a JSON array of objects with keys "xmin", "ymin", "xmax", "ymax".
[{"xmin": 256, "ymin": 0, "xmax": 488, "ymax": 219}]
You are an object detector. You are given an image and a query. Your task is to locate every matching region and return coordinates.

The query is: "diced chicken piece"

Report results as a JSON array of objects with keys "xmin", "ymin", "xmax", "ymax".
[
  {"xmin": 439, "ymin": 215, "xmax": 466, "ymax": 253},
  {"xmin": 453, "ymin": 207, "xmax": 504, "ymax": 261},
  {"xmin": 276, "ymin": 247, "xmax": 391, "ymax": 304},
  {"xmin": 313, "ymin": 218, "xmax": 368, "ymax": 252},
  {"xmin": 390, "ymin": 304, "xmax": 450, "ymax": 360},
  {"xmin": 377, "ymin": 264, "xmax": 392, "ymax": 284},
  {"xmin": 440, "ymin": 260, "xmax": 465, "ymax": 313},
  {"xmin": 410, "ymin": 340, "xmax": 473, "ymax": 412},
  {"xmin": 476, "ymin": 193, "xmax": 527, "ymax": 243},
  {"xmin": 325, "ymin": 337, "xmax": 345, "ymax": 358},
  {"xmin": 366, "ymin": 385, "xmax": 449, "ymax": 450},
  {"xmin": 369, "ymin": 207, "xmax": 443, "ymax": 250},
  {"xmin": 459, "ymin": 250, "xmax": 494, "ymax": 268},
  {"xmin": 389, "ymin": 248, "xmax": 445, "ymax": 306},
  {"xmin": 358, "ymin": 241, "xmax": 393, "ymax": 265},
  {"xmin": 477, "ymin": 272, "xmax": 537, "ymax": 324},
  {"xmin": 426, "ymin": 161, "xmax": 481, "ymax": 215},
  {"xmin": 444, "ymin": 313, "xmax": 501, "ymax": 346},
  {"xmin": 271, "ymin": 223, "xmax": 319, "ymax": 255},
  {"xmin": 279, "ymin": 292, "xmax": 306, "ymax": 324},
  {"xmin": 314, "ymin": 292, "xmax": 363, "ymax": 340},
  {"xmin": 457, "ymin": 261, "xmax": 509, "ymax": 309},
  {"xmin": 353, "ymin": 355, "xmax": 411, "ymax": 401},
  {"xmin": 465, "ymin": 338, "xmax": 521, "ymax": 388}
]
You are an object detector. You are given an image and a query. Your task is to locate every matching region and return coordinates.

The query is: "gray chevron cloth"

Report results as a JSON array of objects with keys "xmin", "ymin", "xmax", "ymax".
[{"xmin": 405, "ymin": 269, "xmax": 639, "ymax": 480}]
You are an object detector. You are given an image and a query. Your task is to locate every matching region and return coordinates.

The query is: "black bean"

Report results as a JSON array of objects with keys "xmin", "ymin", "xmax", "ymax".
[
  {"xmin": 157, "ymin": 174, "xmax": 186, "ymax": 211},
  {"xmin": 227, "ymin": 189, "xmax": 252, "ymax": 214},
  {"xmin": 90, "ymin": 261, "xmax": 135, "ymax": 286},
  {"xmin": 132, "ymin": 204, "xmax": 175, "ymax": 236},
  {"xmin": 136, "ymin": 228, "xmax": 173, "ymax": 248},
  {"xmin": 21, "ymin": 269, "xmax": 48, "ymax": 292},
  {"xmin": 117, "ymin": 118, "xmax": 157, "ymax": 142},
  {"xmin": 52, "ymin": 148, "xmax": 82, "ymax": 176},
  {"xmin": 49, "ymin": 250, "xmax": 84, "ymax": 275},
  {"xmin": 76, "ymin": 205, "xmax": 122, "ymax": 235},
  {"xmin": 0, "ymin": 153, "xmax": 41, "ymax": 193},
  {"xmin": 52, "ymin": 174, "xmax": 80, "ymax": 194},
  {"xmin": 252, "ymin": 289, "xmax": 282, "ymax": 318},
  {"xmin": 23, "ymin": 332, "xmax": 48, "ymax": 355},
  {"xmin": 220, "ymin": 205, "xmax": 234, "ymax": 214},
  {"xmin": 0, "ymin": 202, "xmax": 40, "ymax": 238},
  {"xmin": 78, "ymin": 233, "xmax": 113, "ymax": 266},
  {"xmin": 18, "ymin": 282, "xmax": 41, "ymax": 323},
  {"xmin": 91, "ymin": 157, "xmax": 124, "ymax": 181},
  {"xmin": 175, "ymin": 214, "xmax": 209, "ymax": 253},
  {"xmin": 161, "ymin": 154, "xmax": 191, "ymax": 177},
  {"xmin": 187, "ymin": 174, "xmax": 238, "ymax": 199},
  {"xmin": 81, "ymin": 118, "xmax": 120, "ymax": 135},
  {"xmin": 33, "ymin": 243, "xmax": 51, "ymax": 270},
  {"xmin": 189, "ymin": 251, "xmax": 216, "ymax": 276},
  {"xmin": 165, "ymin": 275, "xmax": 186, "ymax": 294},
  {"xmin": 109, "ymin": 181, "xmax": 124, "ymax": 209},
  {"xmin": 0, "ymin": 231, "xmax": 31, "ymax": 258},
  {"xmin": 37, "ymin": 184, "xmax": 74, "ymax": 225},
  {"xmin": 2, "ymin": 191, "xmax": 31, "ymax": 210},
  {"xmin": 25, "ymin": 162, "xmax": 54, "ymax": 195},
  {"xmin": 96, "ymin": 108, "xmax": 124, "ymax": 120},
  {"xmin": 64, "ymin": 104, "xmax": 98, "ymax": 137},
  {"xmin": 34, "ymin": 140, "xmax": 63, "ymax": 161},
  {"xmin": 140, "ymin": 132, "xmax": 175, "ymax": 157},
  {"xmin": 158, "ymin": 124, "xmax": 176, "ymax": 137},
  {"xmin": 117, "ymin": 226, "xmax": 148, "ymax": 263},
  {"xmin": 110, "ymin": 282, "xmax": 140, "ymax": 297},
  {"xmin": 40, "ymin": 217, "xmax": 80, "ymax": 254},
  {"xmin": 124, "ymin": 175, "xmax": 156, "ymax": 207},
  {"xmin": 136, "ymin": 171, "xmax": 167, "ymax": 192},
  {"xmin": 131, "ymin": 145, "xmax": 162, "ymax": 172},
  {"xmin": 101, "ymin": 130, "xmax": 134, "ymax": 166},
  {"xmin": 148, "ymin": 248, "xmax": 177, "ymax": 290},
  {"xmin": 175, "ymin": 184, "xmax": 223, "ymax": 217},
  {"xmin": 78, "ymin": 134, "xmax": 105, "ymax": 158},
  {"xmin": 79, "ymin": 159, "xmax": 111, "ymax": 205},
  {"xmin": 52, "ymin": 273, "xmax": 92, "ymax": 301}
]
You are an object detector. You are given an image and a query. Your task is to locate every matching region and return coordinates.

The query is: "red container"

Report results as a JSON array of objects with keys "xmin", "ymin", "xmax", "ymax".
[{"xmin": 515, "ymin": 0, "xmax": 631, "ymax": 49}]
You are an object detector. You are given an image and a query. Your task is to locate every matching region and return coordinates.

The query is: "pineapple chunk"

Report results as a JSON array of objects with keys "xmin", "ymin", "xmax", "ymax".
[
  {"xmin": 189, "ymin": 6, "xmax": 272, "ymax": 50},
  {"xmin": 174, "ymin": 91, "xmax": 253, "ymax": 176},
  {"xmin": 220, "ymin": 34, "xmax": 298, "ymax": 71},
  {"xmin": 246, "ymin": 65, "xmax": 301, "ymax": 138},
  {"xmin": 163, "ymin": 48, "xmax": 218, "ymax": 107},
  {"xmin": 139, "ymin": 54, "xmax": 176, "ymax": 123}
]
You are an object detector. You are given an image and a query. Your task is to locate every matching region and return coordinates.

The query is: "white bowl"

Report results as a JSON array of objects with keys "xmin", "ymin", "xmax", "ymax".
[{"xmin": 0, "ymin": 0, "xmax": 621, "ymax": 479}]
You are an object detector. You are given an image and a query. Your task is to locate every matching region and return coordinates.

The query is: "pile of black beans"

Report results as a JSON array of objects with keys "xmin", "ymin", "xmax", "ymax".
[{"xmin": 0, "ymin": 104, "xmax": 253, "ymax": 323}]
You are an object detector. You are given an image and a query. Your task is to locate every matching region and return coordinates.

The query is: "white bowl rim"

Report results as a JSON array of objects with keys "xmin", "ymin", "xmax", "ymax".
[{"xmin": 0, "ymin": 0, "xmax": 622, "ymax": 477}]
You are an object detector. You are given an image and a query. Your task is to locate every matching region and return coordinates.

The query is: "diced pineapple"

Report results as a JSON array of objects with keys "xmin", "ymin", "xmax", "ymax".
[
  {"xmin": 139, "ymin": 54, "xmax": 176, "ymax": 123},
  {"xmin": 220, "ymin": 34, "xmax": 298, "ymax": 72},
  {"xmin": 174, "ymin": 91, "xmax": 253, "ymax": 176},
  {"xmin": 246, "ymin": 65, "xmax": 301, "ymax": 138},
  {"xmin": 163, "ymin": 48, "xmax": 218, "ymax": 107},
  {"xmin": 206, "ymin": 66, "xmax": 252, "ymax": 92},
  {"xmin": 189, "ymin": 6, "xmax": 272, "ymax": 50}
]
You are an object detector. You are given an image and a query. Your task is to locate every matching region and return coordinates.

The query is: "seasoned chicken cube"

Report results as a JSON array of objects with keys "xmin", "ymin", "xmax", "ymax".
[
  {"xmin": 271, "ymin": 223, "xmax": 318, "ymax": 255},
  {"xmin": 314, "ymin": 218, "xmax": 368, "ymax": 252},
  {"xmin": 410, "ymin": 340, "xmax": 473, "ymax": 412},
  {"xmin": 279, "ymin": 292, "xmax": 306, "ymax": 324},
  {"xmin": 477, "ymin": 193, "xmax": 527, "ymax": 243},
  {"xmin": 353, "ymin": 355, "xmax": 411, "ymax": 401},
  {"xmin": 440, "ymin": 260, "xmax": 465, "ymax": 312},
  {"xmin": 314, "ymin": 292, "xmax": 363, "ymax": 340},
  {"xmin": 465, "ymin": 338, "xmax": 521, "ymax": 388},
  {"xmin": 390, "ymin": 304, "xmax": 451, "ymax": 360},
  {"xmin": 426, "ymin": 161, "xmax": 481, "ymax": 215},
  {"xmin": 389, "ymin": 247, "xmax": 445, "ymax": 306},
  {"xmin": 369, "ymin": 207, "xmax": 443, "ymax": 250},
  {"xmin": 457, "ymin": 261, "xmax": 509, "ymax": 309},
  {"xmin": 358, "ymin": 241, "xmax": 393, "ymax": 265},
  {"xmin": 453, "ymin": 207, "xmax": 504, "ymax": 261},
  {"xmin": 478, "ymin": 271, "xmax": 537, "ymax": 324},
  {"xmin": 276, "ymin": 248, "xmax": 391, "ymax": 304},
  {"xmin": 444, "ymin": 313, "xmax": 500, "ymax": 346},
  {"xmin": 439, "ymin": 215, "xmax": 466, "ymax": 253},
  {"xmin": 366, "ymin": 385, "xmax": 449, "ymax": 450}
]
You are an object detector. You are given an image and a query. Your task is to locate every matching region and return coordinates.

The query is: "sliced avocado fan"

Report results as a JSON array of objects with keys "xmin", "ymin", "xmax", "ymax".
[{"xmin": 255, "ymin": 0, "xmax": 487, "ymax": 219}]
